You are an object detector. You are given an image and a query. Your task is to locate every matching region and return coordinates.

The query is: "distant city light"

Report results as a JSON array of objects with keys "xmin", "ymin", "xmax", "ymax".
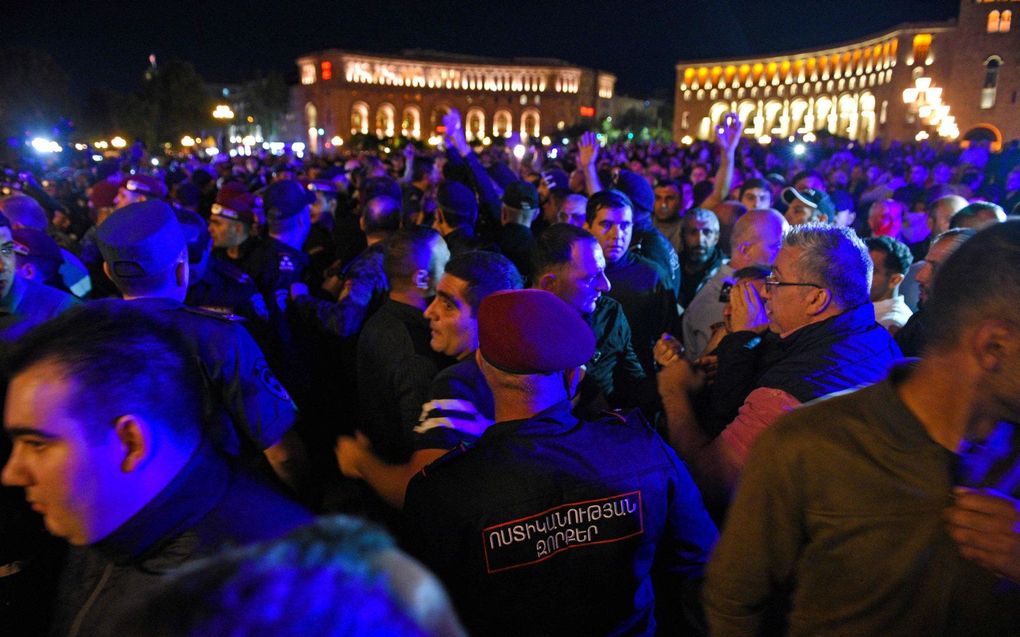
[
  {"xmin": 73, "ymin": 143, "xmax": 88, "ymax": 151},
  {"xmin": 541, "ymin": 136, "xmax": 552, "ymax": 146},
  {"xmin": 94, "ymin": 140, "xmax": 109, "ymax": 149},
  {"xmin": 180, "ymin": 136, "xmax": 195, "ymax": 147},
  {"xmin": 758, "ymin": 135, "xmax": 773, "ymax": 145},
  {"xmin": 330, "ymin": 136, "xmax": 343, "ymax": 146},
  {"xmin": 242, "ymin": 135, "xmax": 256, "ymax": 146},
  {"xmin": 549, "ymin": 148, "xmax": 559, "ymax": 159},
  {"xmin": 793, "ymin": 143, "xmax": 806, "ymax": 156},
  {"xmin": 512, "ymin": 144, "xmax": 526, "ymax": 159},
  {"xmin": 561, "ymin": 137, "xmax": 569, "ymax": 145},
  {"xmin": 206, "ymin": 147, "xmax": 220, "ymax": 156},
  {"xmin": 111, "ymin": 136, "xmax": 127, "ymax": 149},
  {"xmin": 292, "ymin": 142, "xmax": 306, "ymax": 152},
  {"xmin": 31, "ymin": 138, "xmax": 62, "ymax": 153},
  {"xmin": 91, "ymin": 154, "xmax": 103, "ymax": 162},
  {"xmin": 151, "ymin": 158, "xmax": 160, "ymax": 166},
  {"xmin": 803, "ymin": 132, "xmax": 817, "ymax": 143},
  {"xmin": 680, "ymin": 135, "xmax": 693, "ymax": 145}
]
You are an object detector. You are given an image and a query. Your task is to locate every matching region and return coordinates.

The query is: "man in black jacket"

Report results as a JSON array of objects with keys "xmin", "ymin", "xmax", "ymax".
[{"xmin": 1, "ymin": 301, "xmax": 311, "ymax": 637}]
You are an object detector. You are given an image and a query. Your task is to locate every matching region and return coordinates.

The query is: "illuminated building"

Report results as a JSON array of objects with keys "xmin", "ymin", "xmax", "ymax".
[
  {"xmin": 292, "ymin": 49, "xmax": 616, "ymax": 152},
  {"xmin": 674, "ymin": 0, "xmax": 1020, "ymax": 148}
]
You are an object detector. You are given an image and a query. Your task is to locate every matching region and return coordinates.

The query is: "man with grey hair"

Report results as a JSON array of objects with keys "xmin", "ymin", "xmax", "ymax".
[
  {"xmin": 705, "ymin": 221, "xmax": 1020, "ymax": 636},
  {"xmin": 657, "ymin": 223, "xmax": 900, "ymax": 505}
]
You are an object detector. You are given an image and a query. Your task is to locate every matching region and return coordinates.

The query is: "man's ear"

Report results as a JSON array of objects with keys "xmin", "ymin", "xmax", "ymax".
[
  {"xmin": 102, "ymin": 261, "xmax": 114, "ymax": 283},
  {"xmin": 113, "ymin": 415, "xmax": 152, "ymax": 473},
  {"xmin": 806, "ymin": 287, "xmax": 834, "ymax": 316},
  {"xmin": 563, "ymin": 366, "xmax": 585, "ymax": 400},
  {"xmin": 536, "ymin": 272, "xmax": 557, "ymax": 292},
  {"xmin": 16, "ymin": 263, "xmax": 36, "ymax": 280},
  {"xmin": 890, "ymin": 272, "xmax": 905, "ymax": 289},
  {"xmin": 971, "ymin": 319, "xmax": 1017, "ymax": 373}
]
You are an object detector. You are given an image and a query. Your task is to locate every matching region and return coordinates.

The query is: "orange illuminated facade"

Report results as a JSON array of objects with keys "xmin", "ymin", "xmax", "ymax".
[
  {"xmin": 674, "ymin": 0, "xmax": 1020, "ymax": 148},
  {"xmin": 293, "ymin": 49, "xmax": 615, "ymax": 152}
]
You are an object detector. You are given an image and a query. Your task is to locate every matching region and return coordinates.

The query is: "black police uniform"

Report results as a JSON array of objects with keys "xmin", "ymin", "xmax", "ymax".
[
  {"xmin": 185, "ymin": 257, "xmax": 268, "ymax": 324},
  {"xmin": 404, "ymin": 401, "xmax": 718, "ymax": 637},
  {"xmin": 604, "ymin": 250, "xmax": 679, "ymax": 374},
  {"xmin": 129, "ymin": 297, "xmax": 297, "ymax": 457},
  {"xmin": 0, "ymin": 275, "xmax": 80, "ymax": 342}
]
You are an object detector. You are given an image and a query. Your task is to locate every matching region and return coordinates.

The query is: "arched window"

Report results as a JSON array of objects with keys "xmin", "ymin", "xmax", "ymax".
[
  {"xmin": 401, "ymin": 105, "xmax": 421, "ymax": 139},
  {"xmin": 375, "ymin": 103, "xmax": 395, "ymax": 138},
  {"xmin": 520, "ymin": 109, "xmax": 540, "ymax": 139},
  {"xmin": 1001, "ymin": 11, "xmax": 1012, "ymax": 33},
  {"xmin": 465, "ymin": 108, "xmax": 486, "ymax": 141},
  {"xmin": 988, "ymin": 10, "xmax": 1000, "ymax": 33},
  {"xmin": 982, "ymin": 56, "xmax": 1002, "ymax": 109},
  {"xmin": 493, "ymin": 110, "xmax": 513, "ymax": 138},
  {"xmin": 350, "ymin": 102, "xmax": 369, "ymax": 135}
]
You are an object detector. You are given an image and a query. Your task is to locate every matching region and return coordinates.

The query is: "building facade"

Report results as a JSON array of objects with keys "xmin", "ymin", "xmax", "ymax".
[
  {"xmin": 292, "ymin": 49, "xmax": 615, "ymax": 152},
  {"xmin": 674, "ymin": 0, "xmax": 1019, "ymax": 148}
]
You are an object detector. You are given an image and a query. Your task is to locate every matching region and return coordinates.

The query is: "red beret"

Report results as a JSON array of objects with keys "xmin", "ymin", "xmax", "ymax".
[
  {"xmin": 478, "ymin": 289, "xmax": 595, "ymax": 374},
  {"xmin": 212, "ymin": 182, "xmax": 260, "ymax": 225},
  {"xmin": 120, "ymin": 174, "xmax": 167, "ymax": 199},
  {"xmin": 89, "ymin": 180, "xmax": 119, "ymax": 209}
]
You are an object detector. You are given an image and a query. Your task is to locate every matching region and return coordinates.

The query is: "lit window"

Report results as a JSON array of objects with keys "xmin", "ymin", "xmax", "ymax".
[
  {"xmin": 301, "ymin": 64, "xmax": 316, "ymax": 85},
  {"xmin": 988, "ymin": 10, "xmax": 1000, "ymax": 33},
  {"xmin": 321, "ymin": 61, "xmax": 332, "ymax": 81},
  {"xmin": 981, "ymin": 57, "xmax": 1002, "ymax": 109},
  {"xmin": 1001, "ymin": 10, "xmax": 1012, "ymax": 33}
]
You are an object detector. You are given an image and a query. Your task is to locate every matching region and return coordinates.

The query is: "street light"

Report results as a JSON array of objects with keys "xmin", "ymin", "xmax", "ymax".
[
  {"xmin": 212, "ymin": 104, "xmax": 235, "ymax": 120},
  {"xmin": 181, "ymin": 136, "xmax": 195, "ymax": 147},
  {"xmin": 111, "ymin": 136, "xmax": 127, "ymax": 149}
]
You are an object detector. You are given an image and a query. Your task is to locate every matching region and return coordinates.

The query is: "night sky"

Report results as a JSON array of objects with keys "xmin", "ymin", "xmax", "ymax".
[{"xmin": 11, "ymin": 0, "xmax": 959, "ymax": 97}]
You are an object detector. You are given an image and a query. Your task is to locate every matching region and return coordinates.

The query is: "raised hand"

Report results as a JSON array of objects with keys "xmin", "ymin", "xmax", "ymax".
[
  {"xmin": 578, "ymin": 131, "xmax": 599, "ymax": 168},
  {"xmin": 716, "ymin": 112, "xmax": 744, "ymax": 154}
]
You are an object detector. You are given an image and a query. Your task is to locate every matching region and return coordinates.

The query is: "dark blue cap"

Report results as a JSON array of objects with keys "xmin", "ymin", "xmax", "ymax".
[
  {"xmin": 437, "ymin": 181, "xmax": 478, "ymax": 220},
  {"xmin": 96, "ymin": 200, "xmax": 185, "ymax": 278},
  {"xmin": 613, "ymin": 170, "xmax": 654, "ymax": 214},
  {"xmin": 264, "ymin": 179, "xmax": 314, "ymax": 221}
]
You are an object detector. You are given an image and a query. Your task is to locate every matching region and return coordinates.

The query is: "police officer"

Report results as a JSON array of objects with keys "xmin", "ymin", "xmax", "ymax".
[
  {"xmin": 209, "ymin": 181, "xmax": 261, "ymax": 270},
  {"xmin": 95, "ymin": 200, "xmax": 308, "ymax": 495},
  {"xmin": 403, "ymin": 289, "xmax": 718, "ymax": 636},
  {"xmin": 176, "ymin": 207, "xmax": 268, "ymax": 324},
  {"xmin": 0, "ymin": 214, "xmax": 79, "ymax": 342}
]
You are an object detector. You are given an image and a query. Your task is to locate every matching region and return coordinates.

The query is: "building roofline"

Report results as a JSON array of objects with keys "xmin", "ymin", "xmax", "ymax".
[
  {"xmin": 297, "ymin": 47, "xmax": 612, "ymax": 75},
  {"xmin": 674, "ymin": 19, "xmax": 956, "ymax": 69}
]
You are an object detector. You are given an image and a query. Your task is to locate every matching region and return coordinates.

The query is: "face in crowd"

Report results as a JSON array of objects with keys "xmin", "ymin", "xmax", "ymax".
[
  {"xmin": 585, "ymin": 205, "xmax": 632, "ymax": 265},
  {"xmin": 544, "ymin": 238, "xmax": 611, "ymax": 316}
]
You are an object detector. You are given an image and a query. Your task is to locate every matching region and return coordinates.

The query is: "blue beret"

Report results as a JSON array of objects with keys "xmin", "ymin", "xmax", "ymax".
[
  {"xmin": 478, "ymin": 289, "xmax": 595, "ymax": 374},
  {"xmin": 96, "ymin": 200, "xmax": 185, "ymax": 278}
]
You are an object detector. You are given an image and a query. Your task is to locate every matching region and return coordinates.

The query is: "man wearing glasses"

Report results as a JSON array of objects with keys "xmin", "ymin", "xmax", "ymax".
[{"xmin": 656, "ymin": 224, "xmax": 899, "ymax": 507}]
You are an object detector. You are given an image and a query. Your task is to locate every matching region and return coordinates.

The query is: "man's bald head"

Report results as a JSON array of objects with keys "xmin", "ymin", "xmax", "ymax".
[
  {"xmin": 927, "ymin": 194, "xmax": 967, "ymax": 235},
  {"xmin": 730, "ymin": 208, "xmax": 788, "ymax": 270}
]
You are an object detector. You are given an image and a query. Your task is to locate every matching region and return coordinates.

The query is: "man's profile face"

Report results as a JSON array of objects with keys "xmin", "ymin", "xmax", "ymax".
[
  {"xmin": 916, "ymin": 237, "xmax": 955, "ymax": 306},
  {"xmin": 585, "ymin": 206, "xmax": 633, "ymax": 265},
  {"xmin": 208, "ymin": 216, "xmax": 248, "ymax": 249},
  {"xmin": 424, "ymin": 274, "xmax": 477, "ymax": 360},
  {"xmin": 654, "ymin": 185, "xmax": 681, "ymax": 221},
  {"xmin": 868, "ymin": 249, "xmax": 897, "ymax": 302},
  {"xmin": 740, "ymin": 187, "xmax": 771, "ymax": 211},
  {"xmin": 2, "ymin": 363, "xmax": 122, "ymax": 545},
  {"xmin": 0, "ymin": 227, "xmax": 16, "ymax": 299},
  {"xmin": 763, "ymin": 245, "xmax": 817, "ymax": 335},
  {"xmin": 682, "ymin": 215, "xmax": 719, "ymax": 265},
  {"xmin": 548, "ymin": 239, "xmax": 610, "ymax": 315}
]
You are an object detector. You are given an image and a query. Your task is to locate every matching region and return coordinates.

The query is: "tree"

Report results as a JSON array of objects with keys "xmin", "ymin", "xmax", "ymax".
[{"xmin": 246, "ymin": 71, "xmax": 289, "ymax": 139}]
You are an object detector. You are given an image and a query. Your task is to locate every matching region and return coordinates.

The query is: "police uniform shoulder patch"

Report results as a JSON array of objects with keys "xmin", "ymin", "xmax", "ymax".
[
  {"xmin": 181, "ymin": 305, "xmax": 246, "ymax": 322},
  {"xmin": 254, "ymin": 359, "xmax": 292, "ymax": 401},
  {"xmin": 420, "ymin": 442, "xmax": 473, "ymax": 477}
]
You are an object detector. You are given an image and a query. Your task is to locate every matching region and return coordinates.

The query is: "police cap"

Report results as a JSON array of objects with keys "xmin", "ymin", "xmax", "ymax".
[{"xmin": 96, "ymin": 200, "xmax": 185, "ymax": 278}]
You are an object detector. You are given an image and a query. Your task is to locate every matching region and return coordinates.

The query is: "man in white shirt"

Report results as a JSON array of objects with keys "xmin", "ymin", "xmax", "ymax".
[{"xmin": 865, "ymin": 235, "xmax": 913, "ymax": 334}]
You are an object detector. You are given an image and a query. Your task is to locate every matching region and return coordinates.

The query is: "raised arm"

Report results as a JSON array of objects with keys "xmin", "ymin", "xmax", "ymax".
[{"xmin": 700, "ymin": 113, "xmax": 743, "ymax": 213}]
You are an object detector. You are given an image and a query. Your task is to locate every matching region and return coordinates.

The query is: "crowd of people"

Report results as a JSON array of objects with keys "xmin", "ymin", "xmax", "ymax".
[{"xmin": 1, "ymin": 108, "xmax": 1018, "ymax": 636}]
